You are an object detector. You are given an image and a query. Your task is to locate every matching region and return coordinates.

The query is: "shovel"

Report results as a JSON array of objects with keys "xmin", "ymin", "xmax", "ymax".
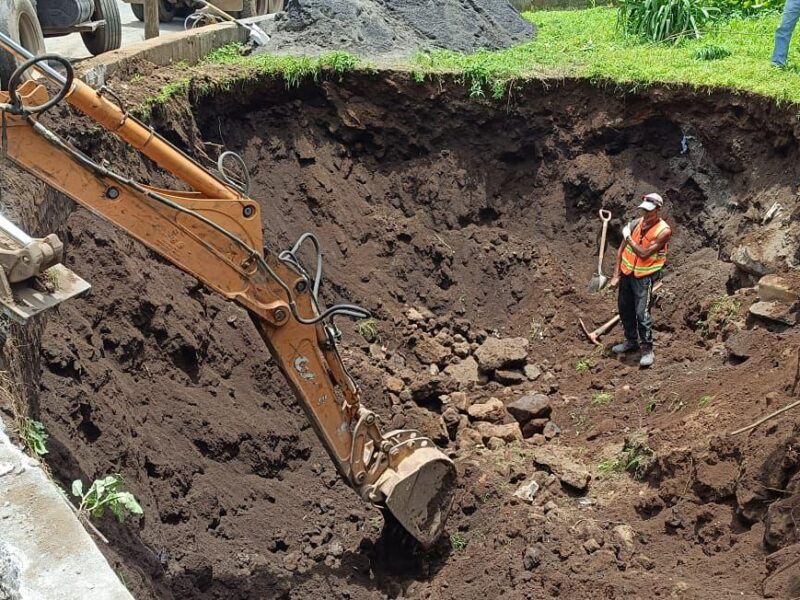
[
  {"xmin": 192, "ymin": 0, "xmax": 270, "ymax": 46},
  {"xmin": 588, "ymin": 209, "xmax": 612, "ymax": 293}
]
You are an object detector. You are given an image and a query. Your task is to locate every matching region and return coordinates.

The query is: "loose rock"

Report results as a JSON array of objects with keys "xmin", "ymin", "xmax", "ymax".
[
  {"xmin": 543, "ymin": 421, "xmax": 561, "ymax": 440},
  {"xmin": 444, "ymin": 356, "xmax": 480, "ymax": 386},
  {"xmin": 467, "ymin": 397, "xmax": 506, "ymax": 422},
  {"xmin": 524, "ymin": 364, "xmax": 542, "ymax": 381},
  {"xmin": 474, "ymin": 337, "xmax": 529, "ymax": 371},
  {"xmin": 506, "ymin": 394, "xmax": 552, "ymax": 424}
]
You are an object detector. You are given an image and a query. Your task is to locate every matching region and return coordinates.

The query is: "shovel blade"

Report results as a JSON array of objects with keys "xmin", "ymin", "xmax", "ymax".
[
  {"xmin": 588, "ymin": 273, "xmax": 608, "ymax": 293},
  {"xmin": 378, "ymin": 445, "xmax": 457, "ymax": 547}
]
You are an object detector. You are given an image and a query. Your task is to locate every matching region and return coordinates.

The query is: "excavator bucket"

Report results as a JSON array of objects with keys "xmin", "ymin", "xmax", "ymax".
[{"xmin": 377, "ymin": 443, "xmax": 458, "ymax": 547}]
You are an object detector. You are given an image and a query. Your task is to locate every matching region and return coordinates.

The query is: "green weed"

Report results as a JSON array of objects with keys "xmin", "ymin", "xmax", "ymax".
[
  {"xmin": 72, "ymin": 475, "xmax": 143, "ymax": 522},
  {"xmin": 575, "ymin": 359, "xmax": 590, "ymax": 373},
  {"xmin": 356, "ymin": 319, "xmax": 380, "ymax": 343},
  {"xmin": 592, "ymin": 391, "xmax": 614, "ymax": 406},
  {"xmin": 692, "ymin": 43, "xmax": 732, "ymax": 60},
  {"xmin": 450, "ymin": 532, "xmax": 468, "ymax": 551},
  {"xmin": 598, "ymin": 437, "xmax": 654, "ymax": 479},
  {"xmin": 20, "ymin": 418, "xmax": 48, "ymax": 456},
  {"xmin": 700, "ymin": 295, "xmax": 741, "ymax": 332},
  {"xmin": 698, "ymin": 394, "xmax": 714, "ymax": 407}
]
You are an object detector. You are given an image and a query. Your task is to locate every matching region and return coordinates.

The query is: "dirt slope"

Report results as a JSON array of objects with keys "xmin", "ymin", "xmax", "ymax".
[{"xmin": 20, "ymin": 72, "xmax": 800, "ymax": 599}]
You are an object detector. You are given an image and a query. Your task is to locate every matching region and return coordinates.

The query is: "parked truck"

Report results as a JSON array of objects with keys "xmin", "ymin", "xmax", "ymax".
[
  {"xmin": 0, "ymin": 0, "xmax": 121, "ymax": 84},
  {"xmin": 123, "ymin": 0, "xmax": 284, "ymax": 22}
]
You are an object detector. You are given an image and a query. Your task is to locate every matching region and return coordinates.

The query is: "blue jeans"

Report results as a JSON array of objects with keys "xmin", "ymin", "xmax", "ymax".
[{"xmin": 773, "ymin": 0, "xmax": 800, "ymax": 65}]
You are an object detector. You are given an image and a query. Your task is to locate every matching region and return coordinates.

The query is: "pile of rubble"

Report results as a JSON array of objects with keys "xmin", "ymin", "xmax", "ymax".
[{"xmin": 364, "ymin": 306, "xmax": 567, "ymax": 452}]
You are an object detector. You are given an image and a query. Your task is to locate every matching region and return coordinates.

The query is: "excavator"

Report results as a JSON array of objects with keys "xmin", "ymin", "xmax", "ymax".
[{"xmin": 0, "ymin": 35, "xmax": 457, "ymax": 546}]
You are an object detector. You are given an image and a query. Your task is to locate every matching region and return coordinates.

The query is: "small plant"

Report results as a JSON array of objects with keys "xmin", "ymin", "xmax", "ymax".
[
  {"xmin": 39, "ymin": 267, "xmax": 60, "ymax": 292},
  {"xmin": 20, "ymin": 418, "xmax": 48, "ymax": 456},
  {"xmin": 575, "ymin": 358, "xmax": 590, "ymax": 373},
  {"xmin": 592, "ymin": 391, "xmax": 614, "ymax": 406},
  {"xmin": 700, "ymin": 295, "xmax": 741, "ymax": 334},
  {"xmin": 355, "ymin": 319, "xmax": 380, "ymax": 343},
  {"xmin": 72, "ymin": 475, "xmax": 143, "ymax": 522},
  {"xmin": 129, "ymin": 73, "xmax": 143, "ymax": 84},
  {"xmin": 598, "ymin": 436, "xmax": 655, "ymax": 479},
  {"xmin": 450, "ymin": 532, "xmax": 468, "ymax": 551},
  {"xmin": 528, "ymin": 318, "xmax": 547, "ymax": 342},
  {"xmin": 570, "ymin": 411, "xmax": 590, "ymax": 436},
  {"xmin": 698, "ymin": 394, "xmax": 714, "ymax": 407},
  {"xmin": 692, "ymin": 44, "xmax": 731, "ymax": 61}
]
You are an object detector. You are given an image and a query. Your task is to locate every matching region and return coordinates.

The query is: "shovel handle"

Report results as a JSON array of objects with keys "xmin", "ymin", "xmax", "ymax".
[{"xmin": 597, "ymin": 211, "xmax": 611, "ymax": 273}]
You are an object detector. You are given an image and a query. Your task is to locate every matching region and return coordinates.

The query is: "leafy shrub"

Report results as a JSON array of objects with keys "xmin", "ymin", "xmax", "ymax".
[
  {"xmin": 617, "ymin": 0, "xmax": 719, "ymax": 43},
  {"xmin": 693, "ymin": 43, "xmax": 732, "ymax": 59}
]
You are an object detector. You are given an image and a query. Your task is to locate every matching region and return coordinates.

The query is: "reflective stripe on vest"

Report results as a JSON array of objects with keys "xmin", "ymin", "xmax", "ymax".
[{"xmin": 620, "ymin": 219, "xmax": 669, "ymax": 278}]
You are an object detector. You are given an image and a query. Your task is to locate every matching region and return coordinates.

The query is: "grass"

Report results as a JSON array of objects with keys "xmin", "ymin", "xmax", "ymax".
[
  {"xmin": 575, "ymin": 358, "xmax": 590, "ymax": 373},
  {"xmin": 698, "ymin": 393, "xmax": 714, "ymax": 407},
  {"xmin": 411, "ymin": 8, "xmax": 800, "ymax": 102}
]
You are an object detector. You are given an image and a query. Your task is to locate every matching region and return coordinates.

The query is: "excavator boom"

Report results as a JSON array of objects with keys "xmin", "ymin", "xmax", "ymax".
[{"xmin": 0, "ymin": 37, "xmax": 456, "ymax": 546}]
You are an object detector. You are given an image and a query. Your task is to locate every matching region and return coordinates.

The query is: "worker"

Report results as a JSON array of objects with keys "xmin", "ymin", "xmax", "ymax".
[
  {"xmin": 772, "ymin": 0, "xmax": 800, "ymax": 67},
  {"xmin": 608, "ymin": 193, "xmax": 672, "ymax": 368}
]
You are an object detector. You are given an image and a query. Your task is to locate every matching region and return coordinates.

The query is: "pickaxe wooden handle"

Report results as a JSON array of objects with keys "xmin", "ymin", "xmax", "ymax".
[{"xmin": 580, "ymin": 281, "xmax": 664, "ymax": 346}]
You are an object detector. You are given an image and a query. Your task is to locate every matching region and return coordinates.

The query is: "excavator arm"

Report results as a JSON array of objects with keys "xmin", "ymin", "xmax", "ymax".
[{"xmin": 0, "ymin": 39, "xmax": 455, "ymax": 546}]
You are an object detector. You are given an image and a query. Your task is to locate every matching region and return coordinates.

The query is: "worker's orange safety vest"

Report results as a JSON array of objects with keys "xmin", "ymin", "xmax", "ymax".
[{"xmin": 620, "ymin": 218, "xmax": 670, "ymax": 278}]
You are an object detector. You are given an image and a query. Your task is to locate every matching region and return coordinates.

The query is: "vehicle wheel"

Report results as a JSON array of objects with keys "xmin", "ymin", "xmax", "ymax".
[
  {"xmin": 237, "ymin": 0, "xmax": 258, "ymax": 18},
  {"xmin": 81, "ymin": 0, "xmax": 122, "ymax": 56},
  {"xmin": 131, "ymin": 1, "xmax": 176, "ymax": 23},
  {"xmin": 158, "ymin": 0, "xmax": 177, "ymax": 21},
  {"xmin": 0, "ymin": 0, "xmax": 46, "ymax": 89},
  {"xmin": 131, "ymin": 2, "xmax": 145, "ymax": 21}
]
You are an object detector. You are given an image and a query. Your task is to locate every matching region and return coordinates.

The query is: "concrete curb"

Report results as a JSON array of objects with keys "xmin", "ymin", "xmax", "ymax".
[
  {"xmin": 79, "ymin": 15, "xmax": 276, "ymax": 87},
  {"xmin": 0, "ymin": 420, "xmax": 134, "ymax": 600}
]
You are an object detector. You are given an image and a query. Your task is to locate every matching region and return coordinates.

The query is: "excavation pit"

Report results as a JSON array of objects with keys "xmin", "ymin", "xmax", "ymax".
[{"xmin": 3, "ymin": 69, "xmax": 800, "ymax": 599}]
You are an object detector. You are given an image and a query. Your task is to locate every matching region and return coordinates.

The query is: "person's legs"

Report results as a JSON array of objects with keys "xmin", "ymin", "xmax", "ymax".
[
  {"xmin": 773, "ymin": 0, "xmax": 800, "ymax": 66},
  {"xmin": 631, "ymin": 275, "xmax": 655, "ymax": 366},
  {"xmin": 613, "ymin": 275, "xmax": 639, "ymax": 353}
]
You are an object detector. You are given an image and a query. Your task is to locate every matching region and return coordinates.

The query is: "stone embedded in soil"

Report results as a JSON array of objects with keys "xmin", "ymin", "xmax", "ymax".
[
  {"xmin": 384, "ymin": 375, "xmax": 404, "ymax": 394},
  {"xmin": 412, "ymin": 336, "xmax": 450, "ymax": 365},
  {"xmin": 534, "ymin": 450, "xmax": 592, "ymax": 492},
  {"xmin": 731, "ymin": 245, "xmax": 773, "ymax": 277},
  {"xmin": 543, "ymin": 421, "xmax": 561, "ymax": 440},
  {"xmin": 494, "ymin": 369, "xmax": 526, "ymax": 385},
  {"xmin": 583, "ymin": 538, "xmax": 602, "ymax": 554},
  {"xmin": 724, "ymin": 329, "xmax": 769, "ymax": 361},
  {"xmin": 521, "ymin": 418, "xmax": 549, "ymax": 438},
  {"xmin": 507, "ymin": 394, "xmax": 552, "ymax": 424},
  {"xmin": 612, "ymin": 525, "xmax": 636, "ymax": 554},
  {"xmin": 474, "ymin": 337, "xmax": 529, "ymax": 371},
  {"xmin": 758, "ymin": 274, "xmax": 800, "ymax": 304},
  {"xmin": 749, "ymin": 300, "xmax": 798, "ymax": 326},
  {"xmin": 524, "ymin": 364, "xmax": 542, "ymax": 381},
  {"xmin": 474, "ymin": 422, "xmax": 523, "ymax": 443},
  {"xmin": 449, "ymin": 391, "xmax": 470, "ymax": 412},
  {"xmin": 442, "ymin": 406, "xmax": 461, "ymax": 440},
  {"xmin": 467, "ymin": 397, "xmax": 506, "ymax": 422},
  {"xmin": 693, "ymin": 459, "xmax": 738, "ymax": 502},
  {"xmin": 523, "ymin": 545, "xmax": 544, "ymax": 570},
  {"xmin": 444, "ymin": 356, "xmax": 480, "ymax": 386}
]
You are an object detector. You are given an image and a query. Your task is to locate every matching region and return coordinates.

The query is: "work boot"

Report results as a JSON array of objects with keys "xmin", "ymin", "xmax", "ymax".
[
  {"xmin": 640, "ymin": 349, "xmax": 655, "ymax": 368},
  {"xmin": 612, "ymin": 340, "xmax": 639, "ymax": 354}
]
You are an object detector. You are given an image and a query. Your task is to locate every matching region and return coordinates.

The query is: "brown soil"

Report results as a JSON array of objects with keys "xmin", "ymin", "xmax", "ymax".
[{"xmin": 12, "ymin": 70, "xmax": 800, "ymax": 599}]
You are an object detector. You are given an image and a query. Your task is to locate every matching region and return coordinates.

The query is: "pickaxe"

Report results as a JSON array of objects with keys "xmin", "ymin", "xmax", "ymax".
[{"xmin": 579, "ymin": 281, "xmax": 664, "ymax": 346}]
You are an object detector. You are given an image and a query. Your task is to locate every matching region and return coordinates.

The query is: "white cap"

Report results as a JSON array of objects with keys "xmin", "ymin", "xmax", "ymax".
[{"xmin": 638, "ymin": 192, "xmax": 663, "ymax": 212}]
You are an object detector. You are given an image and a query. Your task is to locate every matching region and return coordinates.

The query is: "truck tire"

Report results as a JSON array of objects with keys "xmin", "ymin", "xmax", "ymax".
[
  {"xmin": 81, "ymin": 0, "xmax": 122, "ymax": 56},
  {"xmin": 131, "ymin": 1, "xmax": 176, "ymax": 23},
  {"xmin": 0, "ymin": 0, "xmax": 46, "ymax": 89}
]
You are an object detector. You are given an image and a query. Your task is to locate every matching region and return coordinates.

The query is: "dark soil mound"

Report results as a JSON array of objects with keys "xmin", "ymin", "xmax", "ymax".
[{"xmin": 264, "ymin": 0, "xmax": 536, "ymax": 57}]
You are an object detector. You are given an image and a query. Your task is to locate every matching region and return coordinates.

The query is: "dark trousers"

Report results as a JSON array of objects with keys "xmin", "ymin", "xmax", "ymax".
[{"xmin": 618, "ymin": 273, "xmax": 658, "ymax": 350}]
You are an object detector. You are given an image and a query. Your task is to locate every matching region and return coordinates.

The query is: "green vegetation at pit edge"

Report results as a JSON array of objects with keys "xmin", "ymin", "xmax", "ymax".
[
  {"xmin": 147, "ymin": 8, "xmax": 800, "ymax": 111},
  {"xmin": 412, "ymin": 8, "xmax": 800, "ymax": 103}
]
